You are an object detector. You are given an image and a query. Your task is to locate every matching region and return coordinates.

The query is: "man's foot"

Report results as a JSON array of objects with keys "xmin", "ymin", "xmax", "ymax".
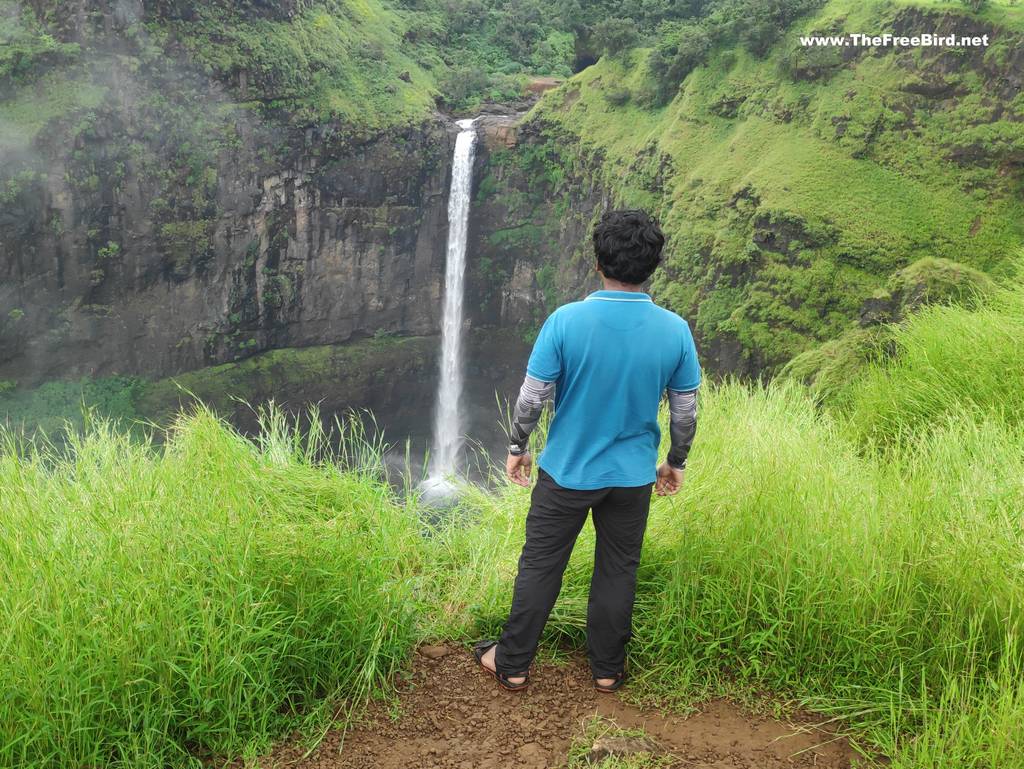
[
  {"xmin": 479, "ymin": 644, "xmax": 527, "ymax": 686},
  {"xmin": 593, "ymin": 672, "xmax": 625, "ymax": 693}
]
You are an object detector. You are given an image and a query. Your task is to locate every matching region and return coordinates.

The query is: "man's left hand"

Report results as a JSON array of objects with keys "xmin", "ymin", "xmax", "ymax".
[
  {"xmin": 655, "ymin": 462, "xmax": 684, "ymax": 496},
  {"xmin": 506, "ymin": 452, "xmax": 533, "ymax": 487}
]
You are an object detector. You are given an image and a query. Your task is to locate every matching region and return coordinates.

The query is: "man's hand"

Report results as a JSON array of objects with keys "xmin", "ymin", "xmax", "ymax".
[
  {"xmin": 506, "ymin": 452, "xmax": 533, "ymax": 487},
  {"xmin": 655, "ymin": 462, "xmax": 684, "ymax": 496}
]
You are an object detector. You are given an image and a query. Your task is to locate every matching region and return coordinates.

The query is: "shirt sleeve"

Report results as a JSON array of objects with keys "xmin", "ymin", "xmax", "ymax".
[
  {"xmin": 508, "ymin": 375, "xmax": 556, "ymax": 450},
  {"xmin": 667, "ymin": 323, "xmax": 701, "ymax": 392},
  {"xmin": 666, "ymin": 389, "xmax": 698, "ymax": 469},
  {"xmin": 525, "ymin": 310, "xmax": 562, "ymax": 382}
]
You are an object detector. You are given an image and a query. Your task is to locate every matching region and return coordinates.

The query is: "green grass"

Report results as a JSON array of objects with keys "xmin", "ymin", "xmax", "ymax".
[
  {"xmin": 0, "ymin": 407, "xmax": 423, "ymax": 767},
  {"xmin": 632, "ymin": 383, "xmax": 1024, "ymax": 768},
  {"xmin": 840, "ymin": 277, "xmax": 1024, "ymax": 450}
]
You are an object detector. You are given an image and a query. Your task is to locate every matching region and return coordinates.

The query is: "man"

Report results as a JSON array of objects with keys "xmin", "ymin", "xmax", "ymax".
[{"xmin": 474, "ymin": 209, "xmax": 700, "ymax": 692}]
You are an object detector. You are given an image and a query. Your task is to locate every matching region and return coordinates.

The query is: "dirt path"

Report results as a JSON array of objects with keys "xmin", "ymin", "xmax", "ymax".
[{"xmin": 260, "ymin": 645, "xmax": 864, "ymax": 769}]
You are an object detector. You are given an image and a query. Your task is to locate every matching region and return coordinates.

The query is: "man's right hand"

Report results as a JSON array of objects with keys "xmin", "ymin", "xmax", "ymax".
[{"xmin": 655, "ymin": 462, "xmax": 684, "ymax": 496}]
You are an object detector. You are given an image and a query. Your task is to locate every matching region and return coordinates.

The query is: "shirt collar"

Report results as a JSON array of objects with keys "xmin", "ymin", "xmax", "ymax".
[{"xmin": 585, "ymin": 290, "xmax": 653, "ymax": 302}]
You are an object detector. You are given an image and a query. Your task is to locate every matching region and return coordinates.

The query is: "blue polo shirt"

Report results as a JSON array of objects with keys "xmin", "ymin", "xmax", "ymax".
[{"xmin": 526, "ymin": 290, "xmax": 701, "ymax": 490}]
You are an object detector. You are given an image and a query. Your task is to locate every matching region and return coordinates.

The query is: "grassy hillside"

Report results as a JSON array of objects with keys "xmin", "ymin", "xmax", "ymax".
[
  {"xmin": 4, "ymin": 271, "xmax": 1024, "ymax": 767},
  {"xmin": 152, "ymin": 0, "xmax": 444, "ymax": 128},
  {"xmin": 522, "ymin": 0, "xmax": 1024, "ymax": 372},
  {"xmin": 824, "ymin": 269, "xmax": 1024, "ymax": 450},
  {"xmin": 0, "ymin": 0, "xmax": 446, "ymax": 136}
]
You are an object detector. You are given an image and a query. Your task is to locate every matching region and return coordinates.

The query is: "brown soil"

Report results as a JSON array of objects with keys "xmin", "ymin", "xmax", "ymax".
[
  {"xmin": 259, "ymin": 645, "xmax": 864, "ymax": 769},
  {"xmin": 526, "ymin": 77, "xmax": 563, "ymax": 95}
]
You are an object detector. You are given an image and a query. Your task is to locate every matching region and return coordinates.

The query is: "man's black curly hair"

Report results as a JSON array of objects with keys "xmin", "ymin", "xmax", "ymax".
[{"xmin": 592, "ymin": 209, "xmax": 665, "ymax": 285}]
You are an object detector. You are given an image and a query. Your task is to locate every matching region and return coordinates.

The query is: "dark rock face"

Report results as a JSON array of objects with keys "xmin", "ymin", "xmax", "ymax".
[
  {"xmin": 0, "ymin": 113, "xmax": 459, "ymax": 385},
  {"xmin": 465, "ymin": 117, "xmax": 605, "ymax": 335},
  {"xmin": 891, "ymin": 8, "xmax": 1023, "ymax": 99},
  {"xmin": 134, "ymin": 329, "xmax": 531, "ymax": 456}
]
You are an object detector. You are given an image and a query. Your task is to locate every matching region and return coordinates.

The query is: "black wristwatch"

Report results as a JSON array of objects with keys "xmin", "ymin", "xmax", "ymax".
[{"xmin": 508, "ymin": 443, "xmax": 528, "ymax": 456}]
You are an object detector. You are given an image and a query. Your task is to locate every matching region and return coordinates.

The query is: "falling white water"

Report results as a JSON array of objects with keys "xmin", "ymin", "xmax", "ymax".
[{"xmin": 425, "ymin": 118, "xmax": 478, "ymax": 491}]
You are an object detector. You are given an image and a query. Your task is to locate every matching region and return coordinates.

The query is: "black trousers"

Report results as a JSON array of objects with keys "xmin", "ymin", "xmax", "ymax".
[{"xmin": 494, "ymin": 468, "xmax": 653, "ymax": 679}]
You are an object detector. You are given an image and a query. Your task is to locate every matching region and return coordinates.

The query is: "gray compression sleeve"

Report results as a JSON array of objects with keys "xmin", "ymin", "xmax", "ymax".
[
  {"xmin": 508, "ymin": 375, "xmax": 555, "ymax": 450},
  {"xmin": 666, "ymin": 389, "xmax": 698, "ymax": 469}
]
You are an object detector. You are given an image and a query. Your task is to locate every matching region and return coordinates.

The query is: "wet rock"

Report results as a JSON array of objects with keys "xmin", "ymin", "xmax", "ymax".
[
  {"xmin": 478, "ymin": 114, "xmax": 523, "ymax": 151},
  {"xmin": 466, "ymin": 116, "xmax": 603, "ymax": 336},
  {"xmin": 2, "ymin": 115, "xmax": 456, "ymax": 384},
  {"xmin": 901, "ymin": 76, "xmax": 958, "ymax": 98},
  {"xmin": 525, "ymin": 77, "xmax": 561, "ymax": 96},
  {"xmin": 750, "ymin": 210, "xmax": 836, "ymax": 258}
]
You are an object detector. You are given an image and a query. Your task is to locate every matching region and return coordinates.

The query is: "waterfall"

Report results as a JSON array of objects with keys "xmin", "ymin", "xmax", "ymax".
[{"xmin": 425, "ymin": 118, "xmax": 478, "ymax": 490}]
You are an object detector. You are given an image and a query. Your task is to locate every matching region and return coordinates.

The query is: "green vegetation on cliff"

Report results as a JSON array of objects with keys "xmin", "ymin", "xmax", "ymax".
[
  {"xmin": 0, "ymin": 0, "xmax": 443, "ymax": 132},
  {"xmin": 154, "ymin": 0, "xmax": 441, "ymax": 127},
  {"xmin": 520, "ymin": 0, "xmax": 1023, "ymax": 372},
  {"xmin": 782, "ymin": 255, "xmax": 998, "ymax": 403},
  {"xmin": 0, "ymin": 336, "xmax": 435, "ymax": 436}
]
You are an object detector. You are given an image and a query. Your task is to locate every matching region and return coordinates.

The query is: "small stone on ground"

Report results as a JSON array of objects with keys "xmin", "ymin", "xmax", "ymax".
[{"xmin": 418, "ymin": 644, "xmax": 452, "ymax": 660}]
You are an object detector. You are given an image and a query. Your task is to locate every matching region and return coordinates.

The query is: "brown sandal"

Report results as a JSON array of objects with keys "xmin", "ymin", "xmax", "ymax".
[
  {"xmin": 473, "ymin": 640, "xmax": 530, "ymax": 692},
  {"xmin": 594, "ymin": 672, "xmax": 625, "ymax": 693}
]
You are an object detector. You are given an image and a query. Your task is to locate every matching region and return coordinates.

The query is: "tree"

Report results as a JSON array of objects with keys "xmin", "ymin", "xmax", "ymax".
[
  {"xmin": 444, "ymin": 0, "xmax": 487, "ymax": 34},
  {"xmin": 438, "ymin": 64, "xmax": 490, "ymax": 107},
  {"xmin": 494, "ymin": 0, "xmax": 546, "ymax": 60},
  {"xmin": 647, "ymin": 21, "xmax": 711, "ymax": 104},
  {"xmin": 591, "ymin": 17, "xmax": 640, "ymax": 58}
]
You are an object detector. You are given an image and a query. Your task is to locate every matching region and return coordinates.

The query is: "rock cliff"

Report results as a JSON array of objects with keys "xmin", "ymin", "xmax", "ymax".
[{"xmin": 1, "ymin": 109, "xmax": 459, "ymax": 383}]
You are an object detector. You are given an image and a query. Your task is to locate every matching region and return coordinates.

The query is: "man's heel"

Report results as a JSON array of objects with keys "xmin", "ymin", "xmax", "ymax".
[
  {"xmin": 473, "ymin": 640, "xmax": 530, "ymax": 692},
  {"xmin": 593, "ymin": 671, "xmax": 625, "ymax": 693}
]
